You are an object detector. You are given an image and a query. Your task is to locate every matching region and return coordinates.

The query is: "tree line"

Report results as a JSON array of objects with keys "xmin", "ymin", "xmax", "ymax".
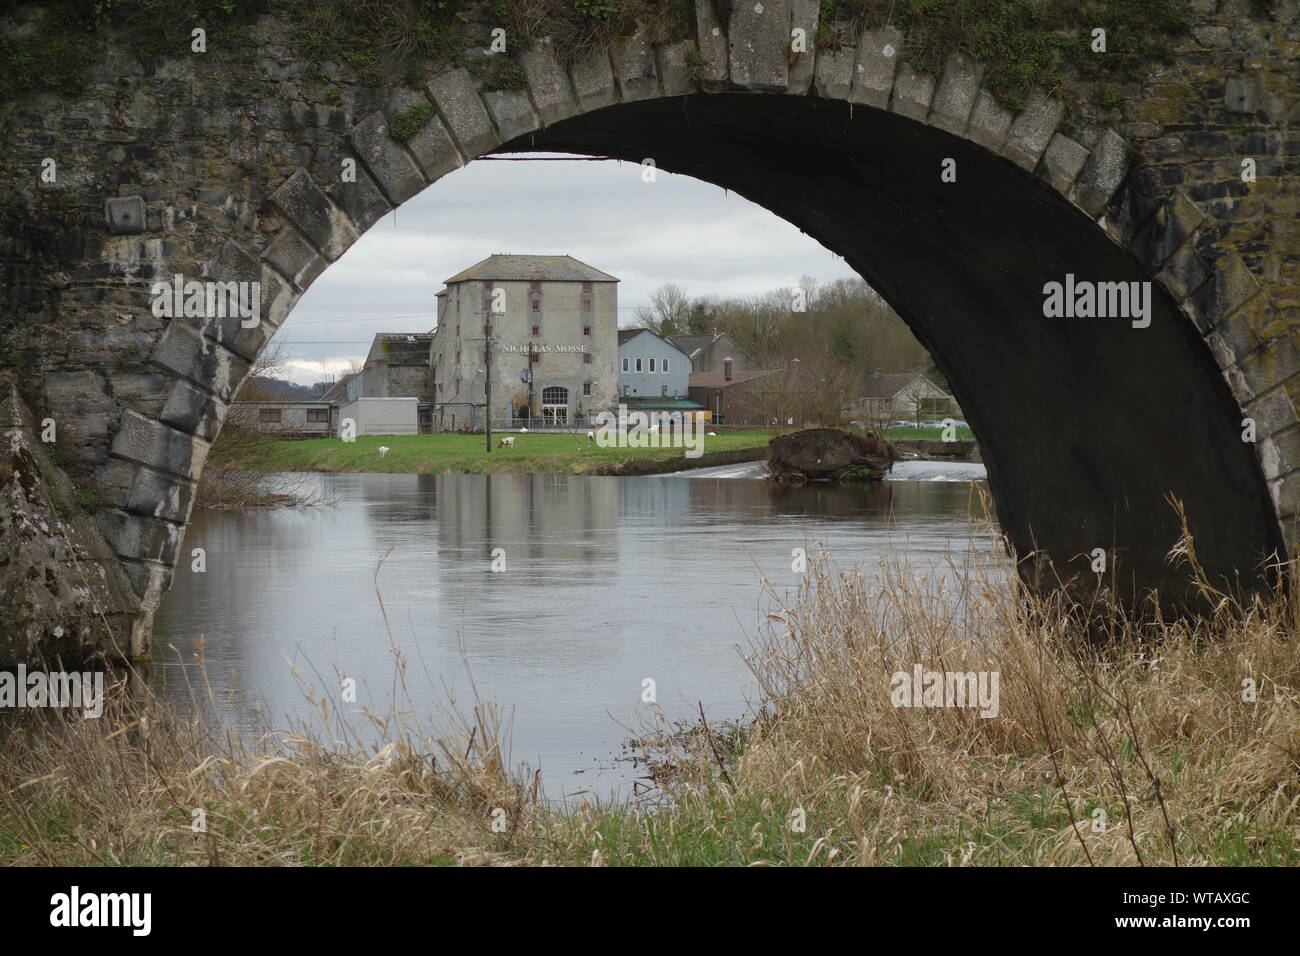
[{"xmin": 633, "ymin": 276, "xmax": 949, "ymax": 425}]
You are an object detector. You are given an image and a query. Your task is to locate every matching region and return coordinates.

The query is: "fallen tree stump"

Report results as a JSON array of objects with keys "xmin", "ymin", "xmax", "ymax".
[{"xmin": 767, "ymin": 427, "xmax": 897, "ymax": 483}]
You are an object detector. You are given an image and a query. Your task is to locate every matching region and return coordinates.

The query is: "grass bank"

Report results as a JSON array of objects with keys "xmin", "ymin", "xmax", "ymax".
[
  {"xmin": 209, "ymin": 431, "xmax": 775, "ymax": 476},
  {"xmin": 2, "ymin": 538, "xmax": 1295, "ymax": 866},
  {"xmin": 883, "ymin": 426, "xmax": 977, "ymax": 442}
]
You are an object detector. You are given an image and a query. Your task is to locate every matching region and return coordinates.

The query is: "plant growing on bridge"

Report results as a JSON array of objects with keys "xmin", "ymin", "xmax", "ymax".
[
  {"xmin": 816, "ymin": 0, "xmax": 1189, "ymax": 110},
  {"xmin": 1, "ymin": 0, "xmax": 1191, "ymax": 107},
  {"xmin": 388, "ymin": 102, "xmax": 434, "ymax": 142}
]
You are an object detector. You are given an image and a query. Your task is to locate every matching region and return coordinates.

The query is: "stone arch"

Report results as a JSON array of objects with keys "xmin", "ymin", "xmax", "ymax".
[{"xmin": 4, "ymin": 1, "xmax": 1297, "ymax": 659}]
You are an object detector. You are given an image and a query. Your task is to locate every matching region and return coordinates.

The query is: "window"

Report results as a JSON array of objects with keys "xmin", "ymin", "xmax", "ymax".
[
  {"xmin": 583, "ymin": 326, "xmax": 591, "ymax": 336},
  {"xmin": 635, "ymin": 358, "xmax": 643, "ymax": 372},
  {"xmin": 649, "ymin": 358, "xmax": 656, "ymax": 372},
  {"xmin": 532, "ymin": 325, "xmax": 540, "ymax": 336},
  {"xmin": 529, "ymin": 281, "xmax": 542, "ymax": 291},
  {"xmin": 307, "ymin": 408, "xmax": 328, "ymax": 423},
  {"xmin": 484, "ymin": 349, "xmax": 489, "ymax": 363},
  {"xmin": 582, "ymin": 299, "xmax": 592, "ymax": 312},
  {"xmin": 258, "ymin": 408, "xmax": 281, "ymax": 423},
  {"xmin": 530, "ymin": 352, "xmax": 540, "ymax": 364},
  {"xmin": 455, "ymin": 350, "xmax": 461, "ymax": 364},
  {"xmin": 622, "ymin": 357, "xmax": 629, "ymax": 372},
  {"xmin": 483, "ymin": 281, "xmax": 494, "ymax": 291},
  {"xmin": 583, "ymin": 352, "xmax": 592, "ymax": 364},
  {"xmin": 661, "ymin": 385, "xmax": 668, "ymax": 397},
  {"xmin": 530, "ymin": 295, "xmax": 541, "ymax": 312},
  {"xmin": 582, "ymin": 281, "xmax": 593, "ymax": 293},
  {"xmin": 583, "ymin": 381, "xmax": 592, "ymax": 397},
  {"xmin": 662, "ymin": 358, "xmax": 670, "ymax": 374},
  {"xmin": 541, "ymin": 386, "xmax": 568, "ymax": 426},
  {"xmin": 484, "ymin": 324, "xmax": 491, "ymax": 336},
  {"xmin": 482, "ymin": 298, "xmax": 493, "ymax": 315},
  {"xmin": 456, "ymin": 325, "xmax": 460, "ymax": 337},
  {"xmin": 621, "ymin": 385, "xmax": 628, "ymax": 396}
]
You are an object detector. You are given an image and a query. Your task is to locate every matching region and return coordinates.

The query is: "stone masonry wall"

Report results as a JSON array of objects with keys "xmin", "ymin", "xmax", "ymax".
[{"xmin": 0, "ymin": 0, "xmax": 1296, "ymax": 658}]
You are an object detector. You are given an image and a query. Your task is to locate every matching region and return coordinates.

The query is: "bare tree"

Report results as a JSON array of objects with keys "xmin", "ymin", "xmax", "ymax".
[
  {"xmin": 746, "ymin": 356, "xmax": 858, "ymax": 428},
  {"xmin": 899, "ymin": 372, "xmax": 941, "ymax": 426},
  {"xmin": 199, "ymin": 337, "xmax": 321, "ymax": 509},
  {"xmin": 634, "ymin": 283, "xmax": 691, "ymax": 337}
]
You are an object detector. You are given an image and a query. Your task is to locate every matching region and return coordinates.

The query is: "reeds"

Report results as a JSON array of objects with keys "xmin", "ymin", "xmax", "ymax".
[{"xmin": 2, "ymin": 531, "xmax": 1296, "ymax": 866}]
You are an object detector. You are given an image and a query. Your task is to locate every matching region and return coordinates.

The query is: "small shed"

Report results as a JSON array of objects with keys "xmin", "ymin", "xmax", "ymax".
[{"xmin": 338, "ymin": 397, "xmax": 419, "ymax": 436}]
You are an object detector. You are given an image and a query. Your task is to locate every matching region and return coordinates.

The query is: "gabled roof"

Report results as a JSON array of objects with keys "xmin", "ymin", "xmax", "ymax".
[
  {"xmin": 668, "ymin": 334, "xmax": 715, "ymax": 358},
  {"xmin": 616, "ymin": 328, "xmax": 691, "ymax": 357},
  {"xmin": 444, "ymin": 254, "xmax": 619, "ymax": 284},
  {"xmin": 321, "ymin": 372, "xmax": 357, "ymax": 404},
  {"xmin": 668, "ymin": 332, "xmax": 756, "ymax": 364},
  {"xmin": 689, "ymin": 369, "xmax": 773, "ymax": 389},
  {"xmin": 857, "ymin": 372, "xmax": 944, "ymax": 398}
]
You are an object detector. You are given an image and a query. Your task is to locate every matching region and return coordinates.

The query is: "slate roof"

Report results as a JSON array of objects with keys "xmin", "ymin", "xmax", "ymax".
[
  {"xmin": 444, "ymin": 255, "xmax": 619, "ymax": 284},
  {"xmin": 688, "ymin": 369, "xmax": 772, "ymax": 388},
  {"xmin": 668, "ymin": 334, "xmax": 715, "ymax": 358},
  {"xmin": 857, "ymin": 372, "xmax": 939, "ymax": 398},
  {"xmin": 321, "ymin": 373, "xmax": 357, "ymax": 404}
]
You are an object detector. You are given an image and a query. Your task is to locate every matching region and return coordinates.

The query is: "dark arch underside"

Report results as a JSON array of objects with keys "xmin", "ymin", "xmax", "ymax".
[{"xmin": 499, "ymin": 92, "xmax": 1285, "ymax": 607}]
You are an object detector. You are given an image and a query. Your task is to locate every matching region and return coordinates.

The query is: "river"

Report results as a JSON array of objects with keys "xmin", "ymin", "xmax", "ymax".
[{"xmin": 153, "ymin": 460, "xmax": 994, "ymax": 799}]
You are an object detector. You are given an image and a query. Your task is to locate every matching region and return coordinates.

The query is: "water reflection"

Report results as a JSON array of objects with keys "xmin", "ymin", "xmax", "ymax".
[{"xmin": 154, "ymin": 469, "xmax": 995, "ymax": 798}]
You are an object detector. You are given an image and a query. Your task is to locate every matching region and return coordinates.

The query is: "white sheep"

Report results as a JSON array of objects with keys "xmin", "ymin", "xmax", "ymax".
[
  {"xmin": 378, "ymin": 446, "xmax": 390, "ymax": 458},
  {"xmin": 499, "ymin": 436, "xmax": 515, "ymax": 447}
]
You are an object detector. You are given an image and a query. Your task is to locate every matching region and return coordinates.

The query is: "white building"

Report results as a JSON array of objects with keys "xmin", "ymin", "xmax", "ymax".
[
  {"xmin": 337, "ymin": 397, "xmax": 419, "ymax": 436},
  {"xmin": 430, "ymin": 255, "xmax": 619, "ymax": 429}
]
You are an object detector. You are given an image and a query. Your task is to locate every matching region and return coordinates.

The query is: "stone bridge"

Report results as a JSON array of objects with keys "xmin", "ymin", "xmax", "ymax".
[{"xmin": 1, "ymin": 1, "xmax": 1297, "ymax": 664}]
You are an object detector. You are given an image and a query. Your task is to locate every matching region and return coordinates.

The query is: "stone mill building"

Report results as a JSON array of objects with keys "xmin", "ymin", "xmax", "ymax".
[{"xmin": 431, "ymin": 255, "xmax": 619, "ymax": 429}]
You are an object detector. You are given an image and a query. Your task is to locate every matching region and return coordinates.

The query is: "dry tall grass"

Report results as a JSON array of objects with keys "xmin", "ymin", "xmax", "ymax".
[{"xmin": 2, "ymin": 535, "xmax": 1296, "ymax": 866}]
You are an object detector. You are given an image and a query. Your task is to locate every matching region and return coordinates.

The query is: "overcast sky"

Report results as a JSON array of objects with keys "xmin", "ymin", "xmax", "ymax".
[{"xmin": 279, "ymin": 153, "xmax": 859, "ymax": 385}]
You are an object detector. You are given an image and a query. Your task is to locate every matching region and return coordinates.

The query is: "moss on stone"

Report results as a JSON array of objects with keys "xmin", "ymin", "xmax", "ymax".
[
  {"xmin": 469, "ymin": 51, "xmax": 530, "ymax": 92},
  {"xmin": 0, "ymin": 0, "xmax": 1197, "ymax": 116},
  {"xmin": 388, "ymin": 103, "xmax": 434, "ymax": 143},
  {"xmin": 822, "ymin": 0, "xmax": 1189, "ymax": 110}
]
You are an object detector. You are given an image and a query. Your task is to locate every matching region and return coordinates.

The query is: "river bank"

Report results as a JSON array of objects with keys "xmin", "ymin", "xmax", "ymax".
[
  {"xmin": 209, "ymin": 431, "xmax": 776, "ymax": 477},
  {"xmin": 2, "ymin": 550, "xmax": 1295, "ymax": 866}
]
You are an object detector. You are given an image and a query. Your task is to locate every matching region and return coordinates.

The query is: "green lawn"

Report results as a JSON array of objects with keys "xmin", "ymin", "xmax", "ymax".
[
  {"xmin": 214, "ymin": 431, "xmax": 776, "ymax": 476},
  {"xmin": 883, "ymin": 427, "xmax": 976, "ymax": 442}
]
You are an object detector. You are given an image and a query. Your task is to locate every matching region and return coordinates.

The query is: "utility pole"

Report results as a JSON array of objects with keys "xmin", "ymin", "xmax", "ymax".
[{"xmin": 485, "ymin": 314, "xmax": 493, "ymax": 453}]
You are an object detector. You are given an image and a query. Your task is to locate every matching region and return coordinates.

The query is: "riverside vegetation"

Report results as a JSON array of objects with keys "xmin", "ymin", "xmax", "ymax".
[
  {"xmin": 206, "ymin": 430, "xmax": 776, "ymax": 477},
  {"xmin": 1, "ymin": 526, "xmax": 1296, "ymax": 866}
]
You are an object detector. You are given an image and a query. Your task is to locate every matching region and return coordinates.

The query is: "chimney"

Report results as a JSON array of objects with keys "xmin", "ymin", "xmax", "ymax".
[{"xmin": 724, "ymin": 356, "xmax": 733, "ymax": 381}]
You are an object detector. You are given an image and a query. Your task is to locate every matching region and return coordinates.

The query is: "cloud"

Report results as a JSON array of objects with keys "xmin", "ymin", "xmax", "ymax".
[{"xmin": 277, "ymin": 154, "xmax": 857, "ymax": 384}]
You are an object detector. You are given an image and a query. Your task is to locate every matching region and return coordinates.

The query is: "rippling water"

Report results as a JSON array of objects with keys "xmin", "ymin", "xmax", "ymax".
[{"xmin": 154, "ymin": 464, "xmax": 994, "ymax": 798}]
